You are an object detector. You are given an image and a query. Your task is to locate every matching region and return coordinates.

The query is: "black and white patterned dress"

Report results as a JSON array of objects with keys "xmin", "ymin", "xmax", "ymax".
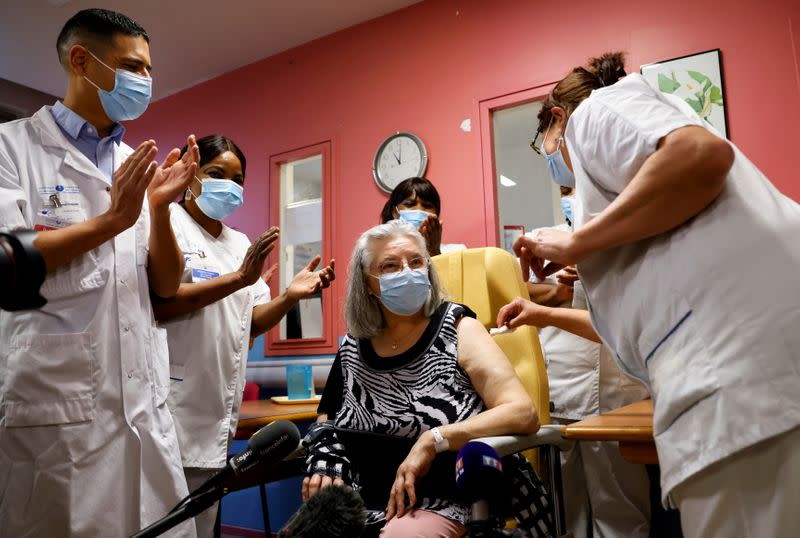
[
  {"xmin": 309, "ymin": 301, "xmax": 555, "ymax": 535},
  {"xmin": 318, "ymin": 301, "xmax": 479, "ymax": 523}
]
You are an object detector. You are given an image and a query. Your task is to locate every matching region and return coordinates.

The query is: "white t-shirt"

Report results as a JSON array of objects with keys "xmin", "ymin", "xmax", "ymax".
[{"xmin": 163, "ymin": 203, "xmax": 270, "ymax": 468}]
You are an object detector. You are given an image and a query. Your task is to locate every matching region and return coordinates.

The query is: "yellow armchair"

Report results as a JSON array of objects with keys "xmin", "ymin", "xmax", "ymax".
[{"xmin": 432, "ymin": 247, "xmax": 570, "ymax": 535}]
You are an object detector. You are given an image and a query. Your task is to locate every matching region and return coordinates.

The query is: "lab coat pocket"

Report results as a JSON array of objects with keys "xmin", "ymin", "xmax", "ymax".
[
  {"xmin": 3, "ymin": 332, "xmax": 96, "ymax": 427},
  {"xmin": 643, "ymin": 298, "xmax": 720, "ymax": 436}
]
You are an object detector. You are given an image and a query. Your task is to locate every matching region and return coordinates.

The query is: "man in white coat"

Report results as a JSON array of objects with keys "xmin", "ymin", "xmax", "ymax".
[{"xmin": 0, "ymin": 9, "xmax": 198, "ymax": 537}]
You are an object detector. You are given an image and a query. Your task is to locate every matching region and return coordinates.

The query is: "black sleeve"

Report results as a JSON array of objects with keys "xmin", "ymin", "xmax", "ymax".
[
  {"xmin": 317, "ymin": 350, "xmax": 344, "ymax": 417},
  {"xmin": 451, "ymin": 302, "xmax": 477, "ymax": 321}
]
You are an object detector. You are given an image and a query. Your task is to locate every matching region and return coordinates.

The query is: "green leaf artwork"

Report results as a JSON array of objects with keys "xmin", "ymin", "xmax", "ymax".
[
  {"xmin": 641, "ymin": 50, "xmax": 726, "ymax": 138},
  {"xmin": 653, "ymin": 69, "xmax": 722, "ymax": 124},
  {"xmin": 658, "ymin": 73, "xmax": 681, "ymax": 93}
]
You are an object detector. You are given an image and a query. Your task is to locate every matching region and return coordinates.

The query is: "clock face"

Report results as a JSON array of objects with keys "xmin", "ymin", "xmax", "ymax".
[{"xmin": 373, "ymin": 132, "xmax": 428, "ymax": 193}]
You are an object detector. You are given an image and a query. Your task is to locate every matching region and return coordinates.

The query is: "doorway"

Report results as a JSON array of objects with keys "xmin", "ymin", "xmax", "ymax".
[{"xmin": 492, "ymin": 100, "xmax": 563, "ymax": 253}]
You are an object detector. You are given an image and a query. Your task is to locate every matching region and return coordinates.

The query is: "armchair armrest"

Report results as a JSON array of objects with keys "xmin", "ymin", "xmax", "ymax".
[{"xmin": 474, "ymin": 424, "xmax": 573, "ymax": 456}]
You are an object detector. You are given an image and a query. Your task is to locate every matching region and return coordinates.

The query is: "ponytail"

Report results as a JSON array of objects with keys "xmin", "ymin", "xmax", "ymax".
[{"xmin": 537, "ymin": 51, "xmax": 627, "ymax": 131}]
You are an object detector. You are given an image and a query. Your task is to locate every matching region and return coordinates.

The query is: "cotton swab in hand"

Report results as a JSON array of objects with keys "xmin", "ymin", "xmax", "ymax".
[{"xmin": 489, "ymin": 325, "xmax": 514, "ymax": 336}]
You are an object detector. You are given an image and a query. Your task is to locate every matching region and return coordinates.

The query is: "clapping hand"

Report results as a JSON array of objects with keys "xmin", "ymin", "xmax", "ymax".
[
  {"xmin": 286, "ymin": 256, "xmax": 336, "ymax": 301},
  {"xmin": 147, "ymin": 134, "xmax": 200, "ymax": 210}
]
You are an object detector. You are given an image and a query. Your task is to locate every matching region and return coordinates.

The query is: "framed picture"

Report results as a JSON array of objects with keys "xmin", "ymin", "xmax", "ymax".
[
  {"xmin": 640, "ymin": 49, "xmax": 727, "ymax": 138},
  {"xmin": 503, "ymin": 225, "xmax": 525, "ymax": 254}
]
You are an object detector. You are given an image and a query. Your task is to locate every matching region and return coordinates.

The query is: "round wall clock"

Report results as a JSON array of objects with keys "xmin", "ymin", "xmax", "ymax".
[{"xmin": 372, "ymin": 131, "xmax": 428, "ymax": 193}]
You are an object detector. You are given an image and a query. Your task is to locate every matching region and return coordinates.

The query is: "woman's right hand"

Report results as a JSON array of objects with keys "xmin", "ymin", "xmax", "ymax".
[
  {"xmin": 496, "ymin": 296, "xmax": 550, "ymax": 330},
  {"xmin": 237, "ymin": 227, "xmax": 279, "ymax": 286},
  {"xmin": 301, "ymin": 474, "xmax": 347, "ymax": 501}
]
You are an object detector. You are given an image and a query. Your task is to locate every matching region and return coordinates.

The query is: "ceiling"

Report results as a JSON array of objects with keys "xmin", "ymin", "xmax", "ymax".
[{"xmin": 0, "ymin": 0, "xmax": 422, "ymax": 101}]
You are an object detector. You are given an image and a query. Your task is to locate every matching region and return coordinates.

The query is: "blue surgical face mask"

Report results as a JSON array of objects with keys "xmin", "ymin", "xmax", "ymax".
[
  {"xmin": 398, "ymin": 209, "xmax": 433, "ymax": 229},
  {"xmin": 84, "ymin": 50, "xmax": 152, "ymax": 122},
  {"xmin": 192, "ymin": 177, "xmax": 244, "ymax": 220},
  {"xmin": 543, "ymin": 141, "xmax": 576, "ymax": 188},
  {"xmin": 373, "ymin": 267, "xmax": 431, "ymax": 316},
  {"xmin": 560, "ymin": 195, "xmax": 574, "ymax": 224}
]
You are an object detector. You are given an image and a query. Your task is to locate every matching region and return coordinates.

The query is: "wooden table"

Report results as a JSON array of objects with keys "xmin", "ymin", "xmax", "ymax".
[
  {"xmin": 562, "ymin": 399, "xmax": 657, "ymax": 464},
  {"xmin": 237, "ymin": 399, "xmax": 319, "ymax": 431}
]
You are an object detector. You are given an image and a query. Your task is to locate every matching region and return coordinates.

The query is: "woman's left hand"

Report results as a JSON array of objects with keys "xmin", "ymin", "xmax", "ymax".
[
  {"xmin": 386, "ymin": 431, "xmax": 436, "ymax": 520},
  {"xmin": 147, "ymin": 134, "xmax": 199, "ymax": 210},
  {"xmin": 286, "ymin": 256, "xmax": 336, "ymax": 301}
]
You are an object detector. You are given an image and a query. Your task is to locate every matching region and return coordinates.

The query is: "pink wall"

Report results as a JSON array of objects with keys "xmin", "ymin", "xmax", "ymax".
[{"xmin": 127, "ymin": 0, "xmax": 800, "ymax": 343}]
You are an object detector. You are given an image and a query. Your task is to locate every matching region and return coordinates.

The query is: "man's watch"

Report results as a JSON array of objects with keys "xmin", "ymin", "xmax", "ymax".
[{"xmin": 431, "ymin": 427, "xmax": 450, "ymax": 453}]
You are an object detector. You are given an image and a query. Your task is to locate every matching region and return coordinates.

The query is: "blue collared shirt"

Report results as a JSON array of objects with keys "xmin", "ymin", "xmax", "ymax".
[{"xmin": 48, "ymin": 100, "xmax": 125, "ymax": 183}]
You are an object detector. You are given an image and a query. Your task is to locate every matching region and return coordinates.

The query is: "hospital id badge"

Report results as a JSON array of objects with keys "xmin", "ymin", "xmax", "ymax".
[{"xmin": 191, "ymin": 267, "xmax": 221, "ymax": 281}]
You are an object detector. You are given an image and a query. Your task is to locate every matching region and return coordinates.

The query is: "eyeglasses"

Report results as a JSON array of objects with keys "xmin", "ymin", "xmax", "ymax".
[
  {"xmin": 530, "ymin": 127, "xmax": 544, "ymax": 155},
  {"xmin": 530, "ymin": 119, "xmax": 562, "ymax": 156},
  {"xmin": 371, "ymin": 256, "xmax": 427, "ymax": 276}
]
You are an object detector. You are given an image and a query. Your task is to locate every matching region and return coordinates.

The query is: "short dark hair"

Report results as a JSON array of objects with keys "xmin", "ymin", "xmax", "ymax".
[
  {"xmin": 179, "ymin": 135, "xmax": 247, "ymax": 204},
  {"xmin": 379, "ymin": 177, "xmax": 442, "ymax": 223},
  {"xmin": 56, "ymin": 8, "xmax": 149, "ymax": 68}
]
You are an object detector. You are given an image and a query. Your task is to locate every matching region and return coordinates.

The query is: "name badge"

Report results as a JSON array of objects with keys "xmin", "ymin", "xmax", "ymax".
[{"xmin": 191, "ymin": 267, "xmax": 221, "ymax": 281}]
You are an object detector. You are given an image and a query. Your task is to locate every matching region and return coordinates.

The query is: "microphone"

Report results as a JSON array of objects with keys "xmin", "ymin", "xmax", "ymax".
[
  {"xmin": 230, "ymin": 419, "xmax": 302, "ymax": 476},
  {"xmin": 278, "ymin": 485, "xmax": 366, "ymax": 537},
  {"xmin": 455, "ymin": 441, "xmax": 508, "ymax": 538},
  {"xmin": 131, "ymin": 420, "xmax": 301, "ymax": 538},
  {"xmin": 195, "ymin": 419, "xmax": 302, "ymax": 495}
]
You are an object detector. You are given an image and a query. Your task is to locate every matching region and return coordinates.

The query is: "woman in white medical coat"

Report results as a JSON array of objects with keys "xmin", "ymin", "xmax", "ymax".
[
  {"xmin": 512, "ymin": 52, "xmax": 800, "ymax": 537},
  {"xmin": 153, "ymin": 134, "xmax": 335, "ymax": 536},
  {"xmin": 520, "ymin": 190, "xmax": 651, "ymax": 538}
]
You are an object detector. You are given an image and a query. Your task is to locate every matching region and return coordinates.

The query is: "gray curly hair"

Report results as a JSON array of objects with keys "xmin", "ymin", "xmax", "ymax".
[{"xmin": 344, "ymin": 220, "xmax": 447, "ymax": 338}]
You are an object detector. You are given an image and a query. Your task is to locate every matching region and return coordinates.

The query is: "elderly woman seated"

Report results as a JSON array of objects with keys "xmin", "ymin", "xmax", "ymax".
[{"xmin": 298, "ymin": 220, "xmax": 554, "ymax": 538}]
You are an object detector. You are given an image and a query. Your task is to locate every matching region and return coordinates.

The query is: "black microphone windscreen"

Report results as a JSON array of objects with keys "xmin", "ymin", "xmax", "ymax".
[
  {"xmin": 279, "ymin": 485, "xmax": 365, "ymax": 538},
  {"xmin": 229, "ymin": 420, "xmax": 301, "ymax": 476},
  {"xmin": 455, "ymin": 441, "xmax": 505, "ymax": 504},
  {"xmin": 249, "ymin": 419, "xmax": 301, "ymax": 459}
]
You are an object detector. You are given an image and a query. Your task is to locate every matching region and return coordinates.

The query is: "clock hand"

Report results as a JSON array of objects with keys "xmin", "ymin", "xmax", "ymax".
[{"xmin": 393, "ymin": 152, "xmax": 401, "ymax": 165}]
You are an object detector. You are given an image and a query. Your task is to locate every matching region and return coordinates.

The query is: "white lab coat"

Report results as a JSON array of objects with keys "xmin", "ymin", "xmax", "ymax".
[
  {"xmin": 567, "ymin": 74, "xmax": 800, "ymax": 501},
  {"xmin": 530, "ymin": 225, "xmax": 649, "ymax": 421},
  {"xmin": 163, "ymin": 203, "xmax": 270, "ymax": 469},
  {"xmin": 530, "ymin": 225, "xmax": 651, "ymax": 538},
  {"xmin": 0, "ymin": 107, "xmax": 194, "ymax": 537}
]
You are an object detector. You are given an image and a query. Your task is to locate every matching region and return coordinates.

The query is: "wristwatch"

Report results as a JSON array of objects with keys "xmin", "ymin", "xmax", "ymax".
[{"xmin": 431, "ymin": 427, "xmax": 450, "ymax": 453}]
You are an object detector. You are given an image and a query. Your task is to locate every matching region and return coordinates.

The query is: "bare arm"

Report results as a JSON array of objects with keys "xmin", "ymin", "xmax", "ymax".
[
  {"xmin": 250, "ymin": 256, "xmax": 335, "ymax": 336},
  {"xmin": 515, "ymin": 126, "xmax": 735, "ymax": 279},
  {"xmin": 526, "ymin": 281, "xmax": 572, "ymax": 307},
  {"xmin": 436, "ymin": 316, "xmax": 540, "ymax": 446},
  {"xmin": 386, "ymin": 315, "xmax": 538, "ymax": 519},
  {"xmin": 147, "ymin": 205, "xmax": 186, "ymax": 298},
  {"xmin": 146, "ymin": 137, "xmax": 199, "ymax": 298},
  {"xmin": 571, "ymin": 126, "xmax": 734, "ymax": 259},
  {"xmin": 497, "ymin": 297, "xmax": 601, "ymax": 344},
  {"xmin": 153, "ymin": 227, "xmax": 279, "ymax": 322}
]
